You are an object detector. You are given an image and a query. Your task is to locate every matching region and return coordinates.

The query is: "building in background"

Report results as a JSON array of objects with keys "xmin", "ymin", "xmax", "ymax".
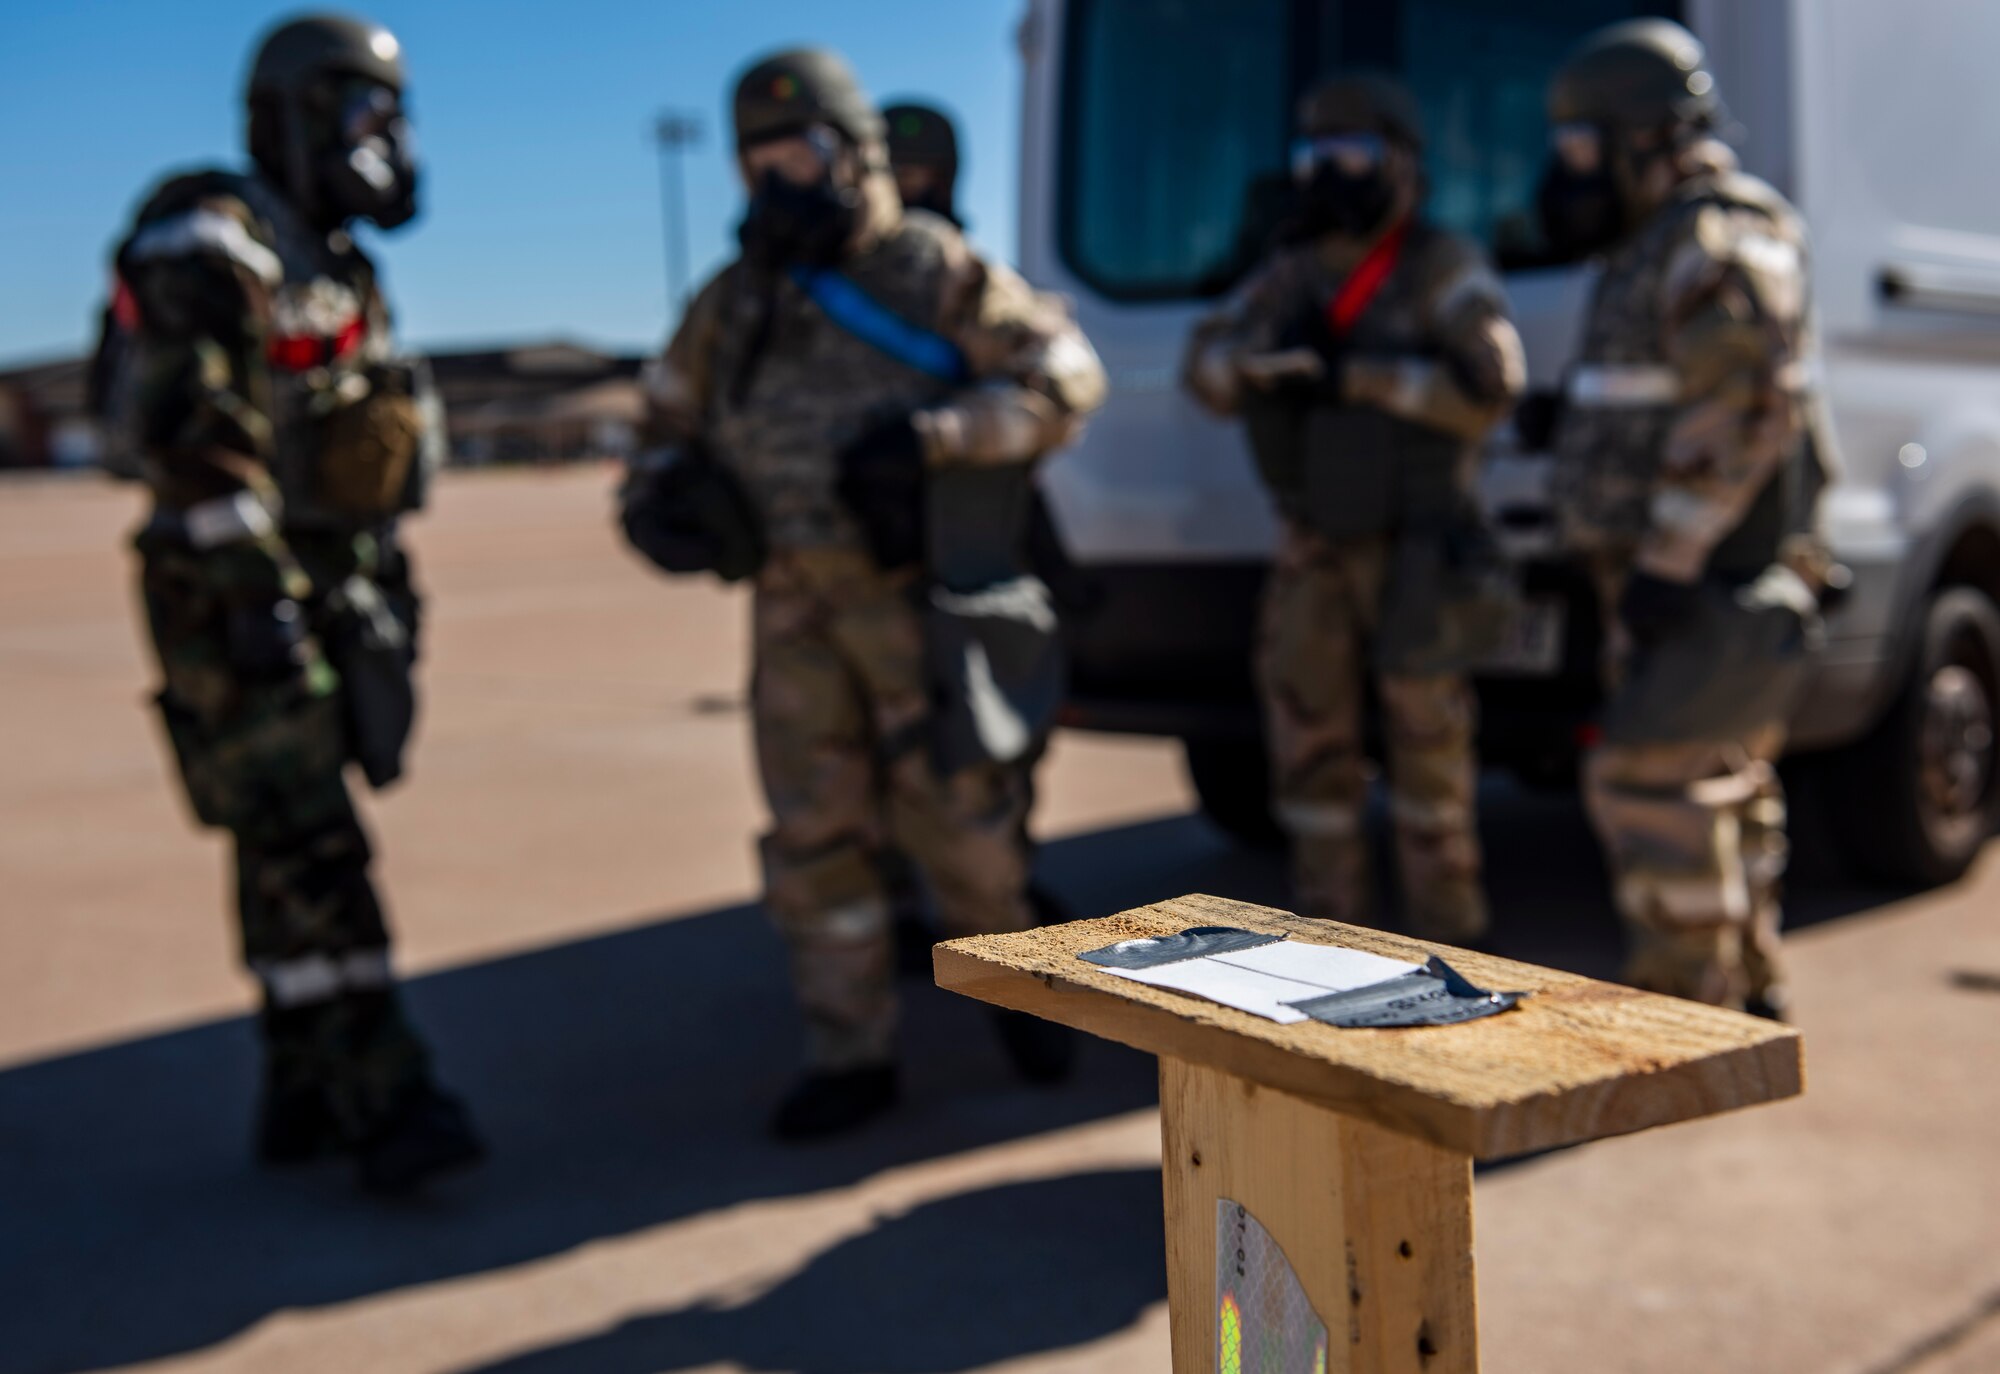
[{"xmin": 0, "ymin": 341, "xmax": 645, "ymax": 471}]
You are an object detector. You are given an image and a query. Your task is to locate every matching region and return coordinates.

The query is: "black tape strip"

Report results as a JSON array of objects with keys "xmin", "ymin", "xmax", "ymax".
[
  {"xmin": 1077, "ymin": 926, "xmax": 1284, "ymax": 971},
  {"xmin": 1287, "ymin": 957, "xmax": 1525, "ymax": 1028}
]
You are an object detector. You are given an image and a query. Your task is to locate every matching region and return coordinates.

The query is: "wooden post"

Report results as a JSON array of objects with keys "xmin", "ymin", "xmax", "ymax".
[{"xmin": 935, "ymin": 894, "xmax": 1803, "ymax": 1374}]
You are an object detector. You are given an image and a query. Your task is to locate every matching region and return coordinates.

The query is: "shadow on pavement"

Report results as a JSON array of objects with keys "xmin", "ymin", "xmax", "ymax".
[
  {"xmin": 453, "ymin": 1169, "xmax": 1166, "ymax": 1374},
  {"xmin": 0, "ymin": 787, "xmax": 1918, "ymax": 1374}
]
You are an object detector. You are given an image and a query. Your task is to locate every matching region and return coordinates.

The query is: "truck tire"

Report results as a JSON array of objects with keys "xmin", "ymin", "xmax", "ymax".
[
  {"xmin": 1829, "ymin": 587, "xmax": 2000, "ymax": 886},
  {"xmin": 1182, "ymin": 737, "xmax": 1283, "ymax": 849}
]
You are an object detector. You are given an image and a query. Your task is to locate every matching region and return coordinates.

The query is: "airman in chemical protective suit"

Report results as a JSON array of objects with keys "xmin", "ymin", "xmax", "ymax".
[
  {"xmin": 1183, "ymin": 74, "xmax": 1526, "ymax": 942},
  {"xmin": 624, "ymin": 48, "xmax": 1106, "ymax": 1138},
  {"xmin": 1540, "ymin": 19, "xmax": 1836, "ymax": 1016},
  {"xmin": 106, "ymin": 12, "xmax": 482, "ymax": 1191}
]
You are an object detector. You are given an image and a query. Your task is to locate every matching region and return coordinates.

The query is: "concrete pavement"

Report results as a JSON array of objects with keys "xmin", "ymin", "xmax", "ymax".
[{"xmin": 1, "ymin": 466, "xmax": 1994, "ymax": 1373}]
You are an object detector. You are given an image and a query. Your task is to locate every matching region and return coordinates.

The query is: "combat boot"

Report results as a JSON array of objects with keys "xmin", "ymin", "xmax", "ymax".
[
  {"xmin": 991, "ymin": 1010, "xmax": 1075, "ymax": 1084},
  {"xmin": 356, "ymin": 1084, "xmax": 486, "ymax": 1195},
  {"xmin": 770, "ymin": 1064, "xmax": 900, "ymax": 1142}
]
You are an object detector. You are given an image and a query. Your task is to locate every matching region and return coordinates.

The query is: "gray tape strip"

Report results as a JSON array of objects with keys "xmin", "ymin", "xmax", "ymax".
[
  {"xmin": 1078, "ymin": 926, "xmax": 1284, "ymax": 971},
  {"xmin": 1287, "ymin": 956, "xmax": 1525, "ymax": 1028}
]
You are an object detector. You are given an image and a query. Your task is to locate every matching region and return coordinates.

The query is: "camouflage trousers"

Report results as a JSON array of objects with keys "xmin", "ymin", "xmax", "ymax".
[
  {"xmin": 1256, "ymin": 526, "xmax": 1486, "ymax": 940},
  {"xmin": 139, "ymin": 530, "xmax": 431, "ymax": 1142},
  {"xmin": 1583, "ymin": 724, "xmax": 1789, "ymax": 1009},
  {"xmin": 753, "ymin": 548, "xmax": 1037, "ymax": 1070}
]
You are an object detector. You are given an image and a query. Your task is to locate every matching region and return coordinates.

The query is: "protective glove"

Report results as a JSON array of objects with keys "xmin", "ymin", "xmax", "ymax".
[
  {"xmin": 1263, "ymin": 302, "xmax": 1348, "ymax": 407},
  {"xmin": 1512, "ymin": 390, "xmax": 1566, "ymax": 452},
  {"xmin": 223, "ymin": 597, "xmax": 313, "ymax": 680},
  {"xmin": 618, "ymin": 447, "xmax": 766, "ymax": 582},
  {"xmin": 836, "ymin": 416, "xmax": 927, "ymax": 570},
  {"xmin": 1618, "ymin": 571, "xmax": 1703, "ymax": 645}
]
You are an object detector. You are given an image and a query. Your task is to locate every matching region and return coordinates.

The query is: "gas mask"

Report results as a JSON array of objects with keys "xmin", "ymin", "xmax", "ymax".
[
  {"xmin": 736, "ymin": 125, "xmax": 864, "ymax": 269},
  {"xmin": 319, "ymin": 80, "xmax": 420, "ymax": 230},
  {"xmin": 894, "ymin": 166, "xmax": 958, "ymax": 225},
  {"xmin": 1535, "ymin": 121, "xmax": 1626, "ymax": 261},
  {"xmin": 1291, "ymin": 131, "xmax": 1398, "ymax": 240}
]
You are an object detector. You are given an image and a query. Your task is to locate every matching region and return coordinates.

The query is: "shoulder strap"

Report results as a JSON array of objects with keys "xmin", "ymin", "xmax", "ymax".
[
  {"xmin": 788, "ymin": 266, "xmax": 969, "ymax": 383},
  {"xmin": 1325, "ymin": 217, "xmax": 1411, "ymax": 337}
]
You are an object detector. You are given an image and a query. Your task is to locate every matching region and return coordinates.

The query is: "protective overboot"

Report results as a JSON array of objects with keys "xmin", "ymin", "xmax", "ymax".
[
  {"xmin": 356, "ymin": 1084, "xmax": 486, "ymax": 1195},
  {"xmin": 991, "ymin": 1010, "xmax": 1075, "ymax": 1084},
  {"xmin": 255, "ymin": 1003, "xmax": 344, "ymax": 1165},
  {"xmin": 770, "ymin": 1064, "xmax": 900, "ymax": 1142},
  {"xmin": 255, "ymin": 1080, "xmax": 343, "ymax": 1165}
]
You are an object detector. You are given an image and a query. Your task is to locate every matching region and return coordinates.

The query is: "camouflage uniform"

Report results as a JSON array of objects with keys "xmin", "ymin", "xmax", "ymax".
[
  {"xmin": 650, "ymin": 174, "xmax": 1105, "ymax": 1069},
  {"xmin": 116, "ymin": 167, "xmax": 438, "ymax": 1143},
  {"xmin": 1552, "ymin": 143, "xmax": 1824, "ymax": 1008},
  {"xmin": 1184, "ymin": 223, "xmax": 1525, "ymax": 939}
]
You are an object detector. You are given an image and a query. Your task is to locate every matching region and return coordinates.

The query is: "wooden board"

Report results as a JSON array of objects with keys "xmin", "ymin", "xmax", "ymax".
[
  {"xmin": 1162, "ymin": 1057, "xmax": 1476, "ymax": 1373},
  {"xmin": 935, "ymin": 893, "xmax": 1802, "ymax": 1160}
]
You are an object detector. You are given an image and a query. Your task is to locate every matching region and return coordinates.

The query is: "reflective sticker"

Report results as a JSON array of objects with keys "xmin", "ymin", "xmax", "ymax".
[
  {"xmin": 1078, "ymin": 926, "xmax": 1282, "ymax": 971},
  {"xmin": 1567, "ymin": 364, "xmax": 1681, "ymax": 407},
  {"xmin": 183, "ymin": 490, "xmax": 276, "ymax": 549},
  {"xmin": 1217, "ymin": 1200, "xmax": 1328, "ymax": 1373},
  {"xmin": 1288, "ymin": 956, "xmax": 1525, "ymax": 1028},
  {"xmin": 127, "ymin": 209, "xmax": 284, "ymax": 286}
]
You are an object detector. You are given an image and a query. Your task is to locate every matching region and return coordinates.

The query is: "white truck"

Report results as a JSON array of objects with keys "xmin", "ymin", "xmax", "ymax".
[{"xmin": 1018, "ymin": 0, "xmax": 2000, "ymax": 884}]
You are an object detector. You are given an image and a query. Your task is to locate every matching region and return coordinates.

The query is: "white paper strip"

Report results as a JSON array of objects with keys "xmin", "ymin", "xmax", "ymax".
[{"xmin": 1098, "ymin": 938, "xmax": 1423, "ymax": 1024}]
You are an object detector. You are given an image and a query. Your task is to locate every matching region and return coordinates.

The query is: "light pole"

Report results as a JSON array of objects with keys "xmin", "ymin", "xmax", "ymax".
[{"xmin": 653, "ymin": 111, "xmax": 702, "ymax": 321}]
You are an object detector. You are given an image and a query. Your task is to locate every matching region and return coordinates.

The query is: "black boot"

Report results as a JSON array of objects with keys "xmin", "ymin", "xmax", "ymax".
[
  {"xmin": 769, "ymin": 1064, "xmax": 900, "ymax": 1142},
  {"xmin": 356, "ymin": 1085, "xmax": 486, "ymax": 1195},
  {"xmin": 255, "ymin": 1081, "xmax": 343, "ymax": 1165},
  {"xmin": 256, "ymin": 1003, "xmax": 344, "ymax": 1166},
  {"xmin": 992, "ymin": 1009, "xmax": 1076, "ymax": 1085}
]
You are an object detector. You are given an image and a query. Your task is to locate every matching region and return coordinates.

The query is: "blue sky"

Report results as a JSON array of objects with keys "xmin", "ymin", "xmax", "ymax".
[{"xmin": 0, "ymin": 0, "xmax": 1022, "ymax": 366}]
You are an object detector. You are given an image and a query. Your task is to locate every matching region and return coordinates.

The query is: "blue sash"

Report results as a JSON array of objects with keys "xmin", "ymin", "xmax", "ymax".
[{"xmin": 788, "ymin": 266, "xmax": 970, "ymax": 384}]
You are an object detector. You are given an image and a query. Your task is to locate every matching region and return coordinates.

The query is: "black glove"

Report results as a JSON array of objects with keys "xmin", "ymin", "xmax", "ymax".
[
  {"xmin": 1513, "ymin": 390, "xmax": 1566, "ymax": 452},
  {"xmin": 619, "ymin": 448, "xmax": 766, "ymax": 582},
  {"xmin": 1618, "ymin": 572, "xmax": 1702, "ymax": 645},
  {"xmin": 224, "ymin": 597, "xmax": 312, "ymax": 680},
  {"xmin": 836, "ymin": 416, "xmax": 927, "ymax": 570},
  {"xmin": 1268, "ymin": 303, "xmax": 1347, "ymax": 407}
]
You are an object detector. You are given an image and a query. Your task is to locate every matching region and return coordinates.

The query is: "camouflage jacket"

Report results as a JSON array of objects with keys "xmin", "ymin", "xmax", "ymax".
[
  {"xmin": 645, "ymin": 179, "xmax": 1106, "ymax": 554},
  {"xmin": 1551, "ymin": 153, "xmax": 1824, "ymax": 585},
  {"xmin": 112, "ymin": 168, "xmax": 436, "ymax": 600},
  {"xmin": 1181, "ymin": 218, "xmax": 1526, "ymax": 517}
]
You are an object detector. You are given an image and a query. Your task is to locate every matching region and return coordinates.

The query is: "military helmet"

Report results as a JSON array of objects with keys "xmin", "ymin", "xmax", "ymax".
[
  {"xmin": 1549, "ymin": 19, "xmax": 1720, "ymax": 130},
  {"xmin": 882, "ymin": 102, "xmax": 960, "ymax": 177},
  {"xmin": 1297, "ymin": 73, "xmax": 1425, "ymax": 151},
  {"xmin": 246, "ymin": 12, "xmax": 406, "ymax": 99},
  {"xmin": 733, "ymin": 48, "xmax": 883, "ymax": 150}
]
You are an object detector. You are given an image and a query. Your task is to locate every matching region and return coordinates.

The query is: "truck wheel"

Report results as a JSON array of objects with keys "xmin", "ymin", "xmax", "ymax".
[
  {"xmin": 1832, "ymin": 587, "xmax": 2000, "ymax": 886},
  {"xmin": 1182, "ymin": 737, "xmax": 1283, "ymax": 849}
]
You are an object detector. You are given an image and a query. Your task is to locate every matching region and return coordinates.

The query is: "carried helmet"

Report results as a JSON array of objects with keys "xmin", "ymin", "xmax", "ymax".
[
  {"xmin": 1297, "ymin": 73, "xmax": 1425, "ymax": 151},
  {"xmin": 245, "ymin": 12, "xmax": 419, "ymax": 230},
  {"xmin": 732, "ymin": 48, "xmax": 883, "ymax": 150},
  {"xmin": 1548, "ymin": 19, "xmax": 1721, "ymax": 131}
]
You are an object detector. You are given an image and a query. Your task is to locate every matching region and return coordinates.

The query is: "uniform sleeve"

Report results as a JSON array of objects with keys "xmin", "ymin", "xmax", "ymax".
[
  {"xmin": 1342, "ymin": 234, "xmax": 1525, "ymax": 442},
  {"xmin": 914, "ymin": 243, "xmax": 1107, "ymax": 467},
  {"xmin": 1634, "ymin": 204, "xmax": 1810, "ymax": 583},
  {"xmin": 1178, "ymin": 255, "xmax": 1303, "ymax": 417},
  {"xmin": 120, "ymin": 185, "xmax": 307, "ymax": 603},
  {"xmin": 639, "ymin": 267, "xmax": 731, "ymax": 448}
]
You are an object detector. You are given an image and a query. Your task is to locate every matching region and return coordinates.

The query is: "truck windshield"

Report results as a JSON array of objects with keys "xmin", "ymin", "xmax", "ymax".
[{"xmin": 1058, "ymin": 0, "xmax": 1679, "ymax": 300}]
